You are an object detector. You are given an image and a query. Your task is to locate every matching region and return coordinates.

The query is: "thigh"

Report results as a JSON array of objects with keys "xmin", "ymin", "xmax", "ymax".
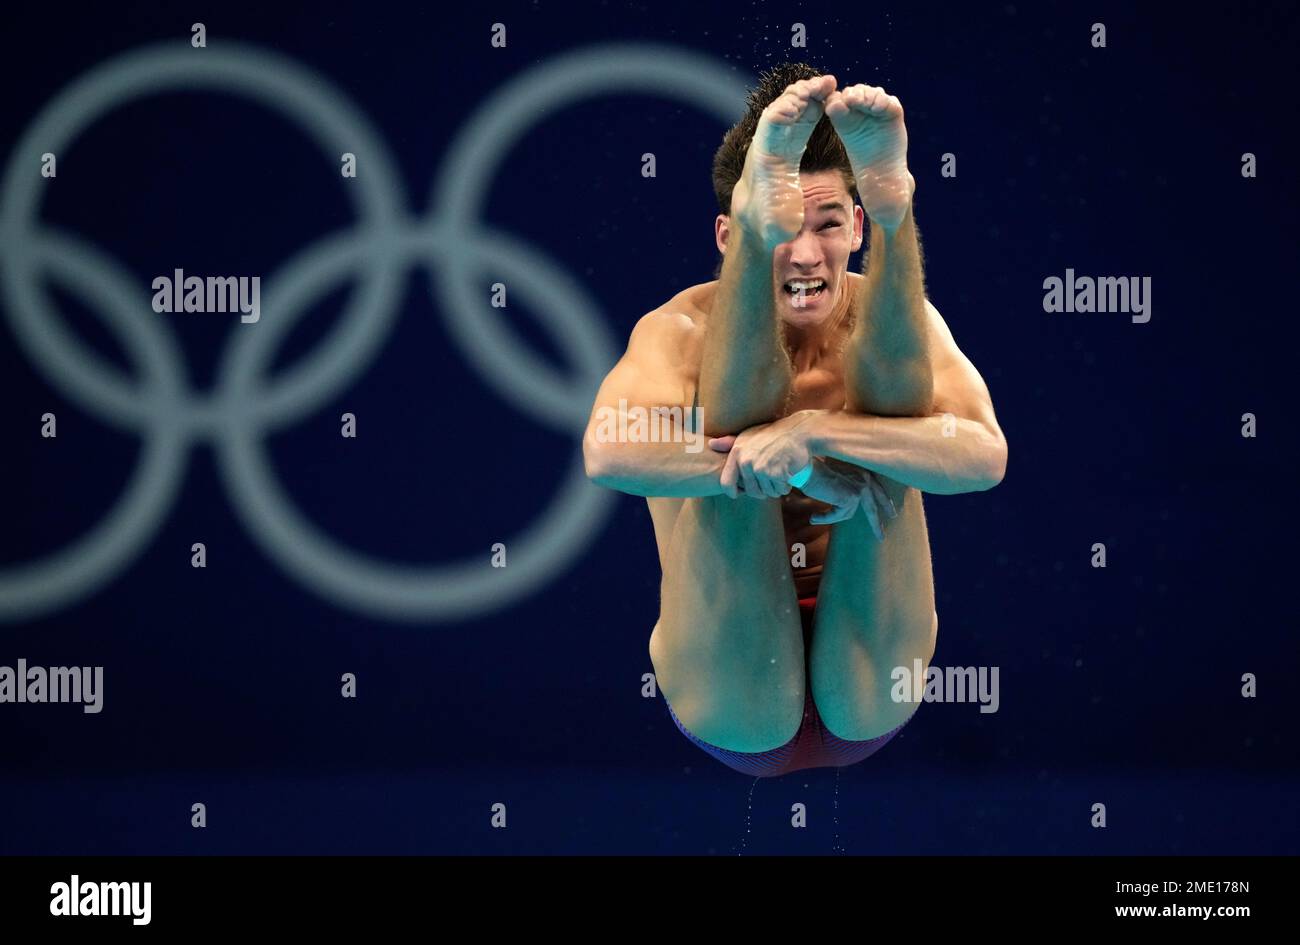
[
  {"xmin": 649, "ymin": 494, "xmax": 807, "ymax": 752},
  {"xmin": 808, "ymin": 477, "xmax": 937, "ymax": 740}
]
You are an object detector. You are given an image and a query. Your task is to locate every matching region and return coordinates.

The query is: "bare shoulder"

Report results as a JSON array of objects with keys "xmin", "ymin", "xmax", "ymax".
[
  {"xmin": 924, "ymin": 296, "xmax": 957, "ymax": 347},
  {"xmin": 658, "ymin": 280, "xmax": 715, "ymax": 329},
  {"xmin": 923, "ymin": 296, "xmax": 999, "ymax": 421},
  {"xmin": 626, "ymin": 281, "xmax": 712, "ymax": 366}
]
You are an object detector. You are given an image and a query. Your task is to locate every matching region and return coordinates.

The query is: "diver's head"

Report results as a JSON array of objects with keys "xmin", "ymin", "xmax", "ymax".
[{"xmin": 710, "ymin": 62, "xmax": 864, "ymax": 329}]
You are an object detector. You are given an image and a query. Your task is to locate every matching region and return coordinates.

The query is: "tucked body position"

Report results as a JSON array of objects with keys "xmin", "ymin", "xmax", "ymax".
[{"xmin": 584, "ymin": 64, "xmax": 1008, "ymax": 777}]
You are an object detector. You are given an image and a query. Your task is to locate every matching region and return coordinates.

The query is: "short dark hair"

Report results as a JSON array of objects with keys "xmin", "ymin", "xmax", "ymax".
[{"xmin": 711, "ymin": 61, "xmax": 859, "ymax": 218}]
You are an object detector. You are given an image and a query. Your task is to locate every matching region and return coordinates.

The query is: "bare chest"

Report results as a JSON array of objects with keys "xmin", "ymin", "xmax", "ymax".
[{"xmin": 681, "ymin": 349, "xmax": 848, "ymax": 418}]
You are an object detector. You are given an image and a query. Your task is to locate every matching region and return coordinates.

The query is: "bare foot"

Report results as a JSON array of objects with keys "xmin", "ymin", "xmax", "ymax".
[
  {"xmin": 731, "ymin": 75, "xmax": 838, "ymax": 249},
  {"xmin": 825, "ymin": 83, "xmax": 914, "ymax": 230}
]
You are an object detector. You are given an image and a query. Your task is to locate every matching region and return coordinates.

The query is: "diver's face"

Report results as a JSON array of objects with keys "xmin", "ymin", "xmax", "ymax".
[{"xmin": 771, "ymin": 171, "xmax": 863, "ymax": 329}]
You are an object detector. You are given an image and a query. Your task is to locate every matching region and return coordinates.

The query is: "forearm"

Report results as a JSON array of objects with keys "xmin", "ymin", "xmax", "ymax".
[
  {"xmin": 698, "ymin": 224, "xmax": 791, "ymax": 434},
  {"xmin": 583, "ymin": 421, "xmax": 727, "ymax": 498},
  {"xmin": 809, "ymin": 409, "xmax": 1004, "ymax": 495},
  {"xmin": 845, "ymin": 208, "xmax": 934, "ymax": 416}
]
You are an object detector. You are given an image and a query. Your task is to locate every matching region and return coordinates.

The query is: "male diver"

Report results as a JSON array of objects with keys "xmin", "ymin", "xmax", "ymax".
[{"xmin": 584, "ymin": 64, "xmax": 1007, "ymax": 776}]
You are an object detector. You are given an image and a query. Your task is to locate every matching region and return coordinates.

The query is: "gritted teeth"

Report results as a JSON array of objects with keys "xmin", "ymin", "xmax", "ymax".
[{"xmin": 783, "ymin": 278, "xmax": 826, "ymax": 294}]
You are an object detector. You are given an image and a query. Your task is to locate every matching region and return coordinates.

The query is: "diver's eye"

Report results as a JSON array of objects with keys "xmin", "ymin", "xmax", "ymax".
[{"xmin": 819, "ymin": 222, "xmax": 841, "ymax": 231}]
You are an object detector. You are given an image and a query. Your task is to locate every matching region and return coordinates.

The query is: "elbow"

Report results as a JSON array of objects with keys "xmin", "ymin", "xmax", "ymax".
[
  {"xmin": 582, "ymin": 427, "xmax": 621, "ymax": 490},
  {"xmin": 977, "ymin": 429, "xmax": 1008, "ymax": 491}
]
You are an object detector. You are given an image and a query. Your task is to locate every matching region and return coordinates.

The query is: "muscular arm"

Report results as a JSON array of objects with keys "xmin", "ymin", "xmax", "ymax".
[
  {"xmin": 583, "ymin": 310, "xmax": 729, "ymax": 498},
  {"xmin": 811, "ymin": 301, "xmax": 1007, "ymax": 494}
]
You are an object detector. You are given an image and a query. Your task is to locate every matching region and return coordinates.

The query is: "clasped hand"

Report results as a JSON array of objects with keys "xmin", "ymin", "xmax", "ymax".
[{"xmin": 707, "ymin": 410, "xmax": 896, "ymax": 539}]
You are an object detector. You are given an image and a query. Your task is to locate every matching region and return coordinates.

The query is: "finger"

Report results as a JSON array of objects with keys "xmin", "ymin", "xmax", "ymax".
[
  {"xmin": 761, "ymin": 476, "xmax": 792, "ymax": 498},
  {"xmin": 867, "ymin": 476, "xmax": 898, "ymax": 520},
  {"xmin": 740, "ymin": 463, "xmax": 762, "ymax": 499},
  {"xmin": 859, "ymin": 486, "xmax": 885, "ymax": 540},
  {"xmin": 719, "ymin": 448, "xmax": 740, "ymax": 498},
  {"xmin": 756, "ymin": 470, "xmax": 785, "ymax": 498},
  {"xmin": 708, "ymin": 435, "xmax": 737, "ymax": 453},
  {"xmin": 811, "ymin": 501, "xmax": 855, "ymax": 525}
]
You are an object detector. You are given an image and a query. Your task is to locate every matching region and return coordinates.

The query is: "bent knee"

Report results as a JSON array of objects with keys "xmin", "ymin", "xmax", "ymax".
[
  {"xmin": 818, "ymin": 693, "xmax": 917, "ymax": 742},
  {"xmin": 686, "ymin": 700, "xmax": 804, "ymax": 753},
  {"xmin": 662, "ymin": 678, "xmax": 805, "ymax": 753}
]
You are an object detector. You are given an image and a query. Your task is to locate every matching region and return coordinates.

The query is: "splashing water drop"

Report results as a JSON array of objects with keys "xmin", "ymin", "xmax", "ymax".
[
  {"xmin": 832, "ymin": 767, "xmax": 844, "ymax": 854},
  {"xmin": 737, "ymin": 777, "xmax": 760, "ymax": 855}
]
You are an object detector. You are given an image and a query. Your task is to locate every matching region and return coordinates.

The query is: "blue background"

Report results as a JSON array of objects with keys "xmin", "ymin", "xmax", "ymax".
[{"xmin": 1, "ymin": 0, "xmax": 1296, "ymax": 854}]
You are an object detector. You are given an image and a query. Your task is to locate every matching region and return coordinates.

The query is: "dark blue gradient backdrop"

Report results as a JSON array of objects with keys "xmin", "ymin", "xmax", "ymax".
[{"xmin": 1, "ymin": 1, "xmax": 1296, "ymax": 854}]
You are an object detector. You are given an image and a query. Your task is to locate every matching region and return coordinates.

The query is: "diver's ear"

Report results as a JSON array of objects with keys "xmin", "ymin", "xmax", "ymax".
[
  {"xmin": 851, "ymin": 204, "xmax": 865, "ymax": 252},
  {"xmin": 715, "ymin": 213, "xmax": 729, "ymax": 255}
]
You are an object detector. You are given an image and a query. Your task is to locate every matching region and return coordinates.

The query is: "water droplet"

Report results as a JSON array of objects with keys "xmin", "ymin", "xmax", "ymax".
[
  {"xmin": 832, "ymin": 767, "xmax": 844, "ymax": 854},
  {"xmin": 736, "ymin": 777, "xmax": 761, "ymax": 855}
]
